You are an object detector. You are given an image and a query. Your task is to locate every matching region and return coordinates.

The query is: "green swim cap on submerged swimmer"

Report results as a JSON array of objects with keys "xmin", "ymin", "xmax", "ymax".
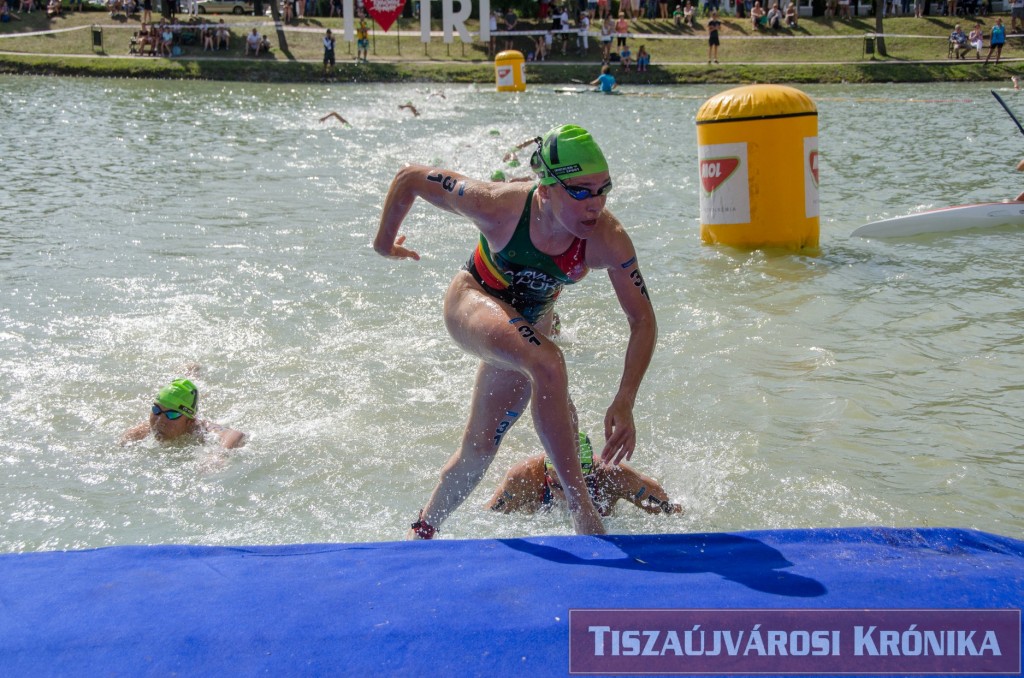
[
  {"xmin": 544, "ymin": 432, "xmax": 596, "ymax": 475},
  {"xmin": 530, "ymin": 125, "xmax": 609, "ymax": 186},
  {"xmin": 155, "ymin": 378, "xmax": 199, "ymax": 419}
]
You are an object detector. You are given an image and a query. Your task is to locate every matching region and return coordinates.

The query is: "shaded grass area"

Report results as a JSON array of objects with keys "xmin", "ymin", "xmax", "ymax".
[{"xmin": 2, "ymin": 8, "xmax": 1023, "ymax": 82}]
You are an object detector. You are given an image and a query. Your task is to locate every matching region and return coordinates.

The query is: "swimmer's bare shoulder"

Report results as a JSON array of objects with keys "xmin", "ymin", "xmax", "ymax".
[{"xmin": 486, "ymin": 454, "xmax": 546, "ymax": 513}]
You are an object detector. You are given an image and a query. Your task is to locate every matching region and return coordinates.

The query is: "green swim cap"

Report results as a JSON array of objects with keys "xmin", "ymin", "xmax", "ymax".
[
  {"xmin": 155, "ymin": 379, "xmax": 199, "ymax": 419},
  {"xmin": 490, "ymin": 169, "xmax": 507, "ymax": 182},
  {"xmin": 545, "ymin": 432, "xmax": 596, "ymax": 475},
  {"xmin": 531, "ymin": 125, "xmax": 609, "ymax": 186}
]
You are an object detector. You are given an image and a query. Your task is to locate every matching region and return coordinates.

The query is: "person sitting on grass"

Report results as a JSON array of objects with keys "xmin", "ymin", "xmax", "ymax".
[
  {"xmin": 1, "ymin": 0, "xmax": 22, "ymax": 21},
  {"xmin": 485, "ymin": 432, "xmax": 683, "ymax": 518},
  {"xmin": 766, "ymin": 1, "xmax": 782, "ymax": 28},
  {"xmin": 784, "ymin": 0, "xmax": 797, "ymax": 26},
  {"xmin": 46, "ymin": 0, "xmax": 61, "ymax": 17},
  {"xmin": 259, "ymin": 33, "xmax": 271, "ymax": 54},
  {"xmin": 619, "ymin": 44, "xmax": 632, "ymax": 70},
  {"xmin": 636, "ymin": 44, "xmax": 650, "ymax": 71},
  {"xmin": 245, "ymin": 27, "xmax": 262, "ymax": 56},
  {"xmin": 750, "ymin": 0, "xmax": 765, "ymax": 28},
  {"xmin": 216, "ymin": 19, "xmax": 230, "ymax": 50}
]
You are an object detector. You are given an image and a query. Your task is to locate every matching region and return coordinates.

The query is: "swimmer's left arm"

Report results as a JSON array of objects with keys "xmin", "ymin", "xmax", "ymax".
[{"xmin": 590, "ymin": 220, "xmax": 658, "ymax": 465}]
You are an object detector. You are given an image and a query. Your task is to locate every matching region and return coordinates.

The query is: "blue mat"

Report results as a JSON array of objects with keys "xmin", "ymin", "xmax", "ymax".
[{"xmin": 0, "ymin": 528, "xmax": 1021, "ymax": 676}]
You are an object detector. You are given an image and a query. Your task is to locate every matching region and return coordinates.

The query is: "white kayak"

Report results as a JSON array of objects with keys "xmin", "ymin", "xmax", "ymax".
[{"xmin": 851, "ymin": 202, "xmax": 1024, "ymax": 238}]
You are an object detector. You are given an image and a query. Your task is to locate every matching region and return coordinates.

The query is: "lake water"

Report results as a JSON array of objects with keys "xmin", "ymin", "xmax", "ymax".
[{"xmin": 1, "ymin": 75, "xmax": 1022, "ymax": 551}]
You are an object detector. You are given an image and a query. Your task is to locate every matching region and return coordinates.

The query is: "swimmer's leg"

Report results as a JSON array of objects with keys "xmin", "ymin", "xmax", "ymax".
[
  {"xmin": 415, "ymin": 362, "xmax": 531, "ymax": 535},
  {"xmin": 432, "ymin": 273, "xmax": 606, "ymax": 536}
]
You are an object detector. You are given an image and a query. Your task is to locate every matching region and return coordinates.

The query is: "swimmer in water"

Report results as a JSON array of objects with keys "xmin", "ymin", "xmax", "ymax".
[
  {"xmin": 398, "ymin": 102, "xmax": 420, "ymax": 117},
  {"xmin": 319, "ymin": 111, "xmax": 350, "ymax": 126},
  {"xmin": 374, "ymin": 124, "xmax": 658, "ymax": 539},
  {"xmin": 485, "ymin": 431, "xmax": 682, "ymax": 516},
  {"xmin": 120, "ymin": 378, "xmax": 246, "ymax": 449}
]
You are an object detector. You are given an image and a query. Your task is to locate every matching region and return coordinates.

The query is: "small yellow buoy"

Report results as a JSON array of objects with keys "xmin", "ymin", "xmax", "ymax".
[{"xmin": 494, "ymin": 50, "xmax": 526, "ymax": 92}]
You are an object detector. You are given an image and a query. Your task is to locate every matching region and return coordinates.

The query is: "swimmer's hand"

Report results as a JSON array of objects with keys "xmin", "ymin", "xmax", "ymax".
[
  {"xmin": 601, "ymin": 397, "xmax": 636, "ymax": 465},
  {"xmin": 376, "ymin": 234, "xmax": 420, "ymax": 261}
]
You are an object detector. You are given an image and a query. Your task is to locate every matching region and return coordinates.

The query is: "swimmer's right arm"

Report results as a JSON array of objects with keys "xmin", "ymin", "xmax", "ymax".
[
  {"xmin": 119, "ymin": 422, "xmax": 150, "ymax": 445},
  {"xmin": 374, "ymin": 164, "xmax": 523, "ymax": 259}
]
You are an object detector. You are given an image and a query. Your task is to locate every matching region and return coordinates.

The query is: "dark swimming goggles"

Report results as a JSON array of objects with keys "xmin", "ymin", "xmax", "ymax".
[
  {"xmin": 533, "ymin": 139, "xmax": 613, "ymax": 201},
  {"xmin": 152, "ymin": 404, "xmax": 185, "ymax": 420}
]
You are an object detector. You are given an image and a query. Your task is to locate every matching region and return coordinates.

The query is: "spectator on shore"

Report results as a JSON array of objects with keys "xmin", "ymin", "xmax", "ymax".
[
  {"xmin": 636, "ymin": 44, "xmax": 650, "ymax": 70},
  {"xmin": 785, "ymin": 0, "xmax": 797, "ymax": 26},
  {"xmin": 556, "ymin": 5, "xmax": 570, "ymax": 54},
  {"xmin": 323, "ymin": 28, "xmax": 335, "ymax": 78},
  {"xmin": 750, "ymin": 0, "xmax": 765, "ymax": 28},
  {"xmin": 950, "ymin": 24, "xmax": 970, "ymax": 59},
  {"xmin": 620, "ymin": 43, "xmax": 632, "ymax": 69},
  {"xmin": 683, "ymin": 0, "xmax": 695, "ymax": 25},
  {"xmin": 707, "ymin": 8, "xmax": 721, "ymax": 63},
  {"xmin": 356, "ymin": 19, "xmax": 369, "ymax": 62},
  {"xmin": 600, "ymin": 15, "xmax": 614, "ymax": 59},
  {"xmin": 577, "ymin": 10, "xmax": 590, "ymax": 55},
  {"xmin": 141, "ymin": 0, "xmax": 151, "ymax": 22},
  {"xmin": 160, "ymin": 22, "xmax": 174, "ymax": 56},
  {"xmin": 503, "ymin": 7, "xmax": 518, "ymax": 50},
  {"xmin": 766, "ymin": 1, "xmax": 782, "ymax": 28},
  {"xmin": 46, "ymin": 0, "xmax": 61, "ymax": 17},
  {"xmin": 259, "ymin": 33, "xmax": 271, "ymax": 53},
  {"xmin": 984, "ymin": 17, "xmax": 1005, "ymax": 64},
  {"xmin": 245, "ymin": 27, "xmax": 262, "ymax": 55},
  {"xmin": 614, "ymin": 11, "xmax": 629, "ymax": 50},
  {"xmin": 120, "ymin": 378, "xmax": 246, "ymax": 450},
  {"xmin": 535, "ymin": 29, "xmax": 551, "ymax": 60},
  {"xmin": 969, "ymin": 22, "xmax": 983, "ymax": 58},
  {"xmin": 17, "ymin": 0, "xmax": 30, "ymax": 13},
  {"xmin": 1012, "ymin": 0, "xmax": 1024, "ymax": 33},
  {"xmin": 1, "ymin": 0, "xmax": 21, "ymax": 21},
  {"xmin": 138, "ymin": 23, "xmax": 156, "ymax": 54},
  {"xmin": 488, "ymin": 9, "xmax": 498, "ymax": 56},
  {"xmin": 202, "ymin": 22, "xmax": 214, "ymax": 50},
  {"xmin": 215, "ymin": 19, "xmax": 230, "ymax": 49}
]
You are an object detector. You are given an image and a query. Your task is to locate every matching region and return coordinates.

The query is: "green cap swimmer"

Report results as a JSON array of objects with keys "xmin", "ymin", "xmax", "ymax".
[
  {"xmin": 156, "ymin": 379, "xmax": 199, "ymax": 419},
  {"xmin": 544, "ymin": 431, "xmax": 596, "ymax": 475},
  {"xmin": 531, "ymin": 125, "xmax": 609, "ymax": 186}
]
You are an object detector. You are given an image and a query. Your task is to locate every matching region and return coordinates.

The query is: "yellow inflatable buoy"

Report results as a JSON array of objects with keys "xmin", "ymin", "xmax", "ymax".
[
  {"xmin": 494, "ymin": 50, "xmax": 526, "ymax": 92},
  {"xmin": 696, "ymin": 84, "xmax": 819, "ymax": 251}
]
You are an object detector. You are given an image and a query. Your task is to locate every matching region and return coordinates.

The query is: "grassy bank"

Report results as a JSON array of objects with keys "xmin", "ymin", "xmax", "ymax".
[{"xmin": 1, "ymin": 7, "xmax": 1022, "ymax": 83}]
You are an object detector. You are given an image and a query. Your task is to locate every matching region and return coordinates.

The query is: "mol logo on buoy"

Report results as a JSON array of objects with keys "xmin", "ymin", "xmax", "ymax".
[
  {"xmin": 699, "ymin": 157, "xmax": 740, "ymax": 195},
  {"xmin": 808, "ymin": 150, "xmax": 819, "ymax": 187}
]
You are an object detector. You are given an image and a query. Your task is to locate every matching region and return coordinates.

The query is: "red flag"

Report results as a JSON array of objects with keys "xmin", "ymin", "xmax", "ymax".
[{"xmin": 364, "ymin": 0, "xmax": 406, "ymax": 31}]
